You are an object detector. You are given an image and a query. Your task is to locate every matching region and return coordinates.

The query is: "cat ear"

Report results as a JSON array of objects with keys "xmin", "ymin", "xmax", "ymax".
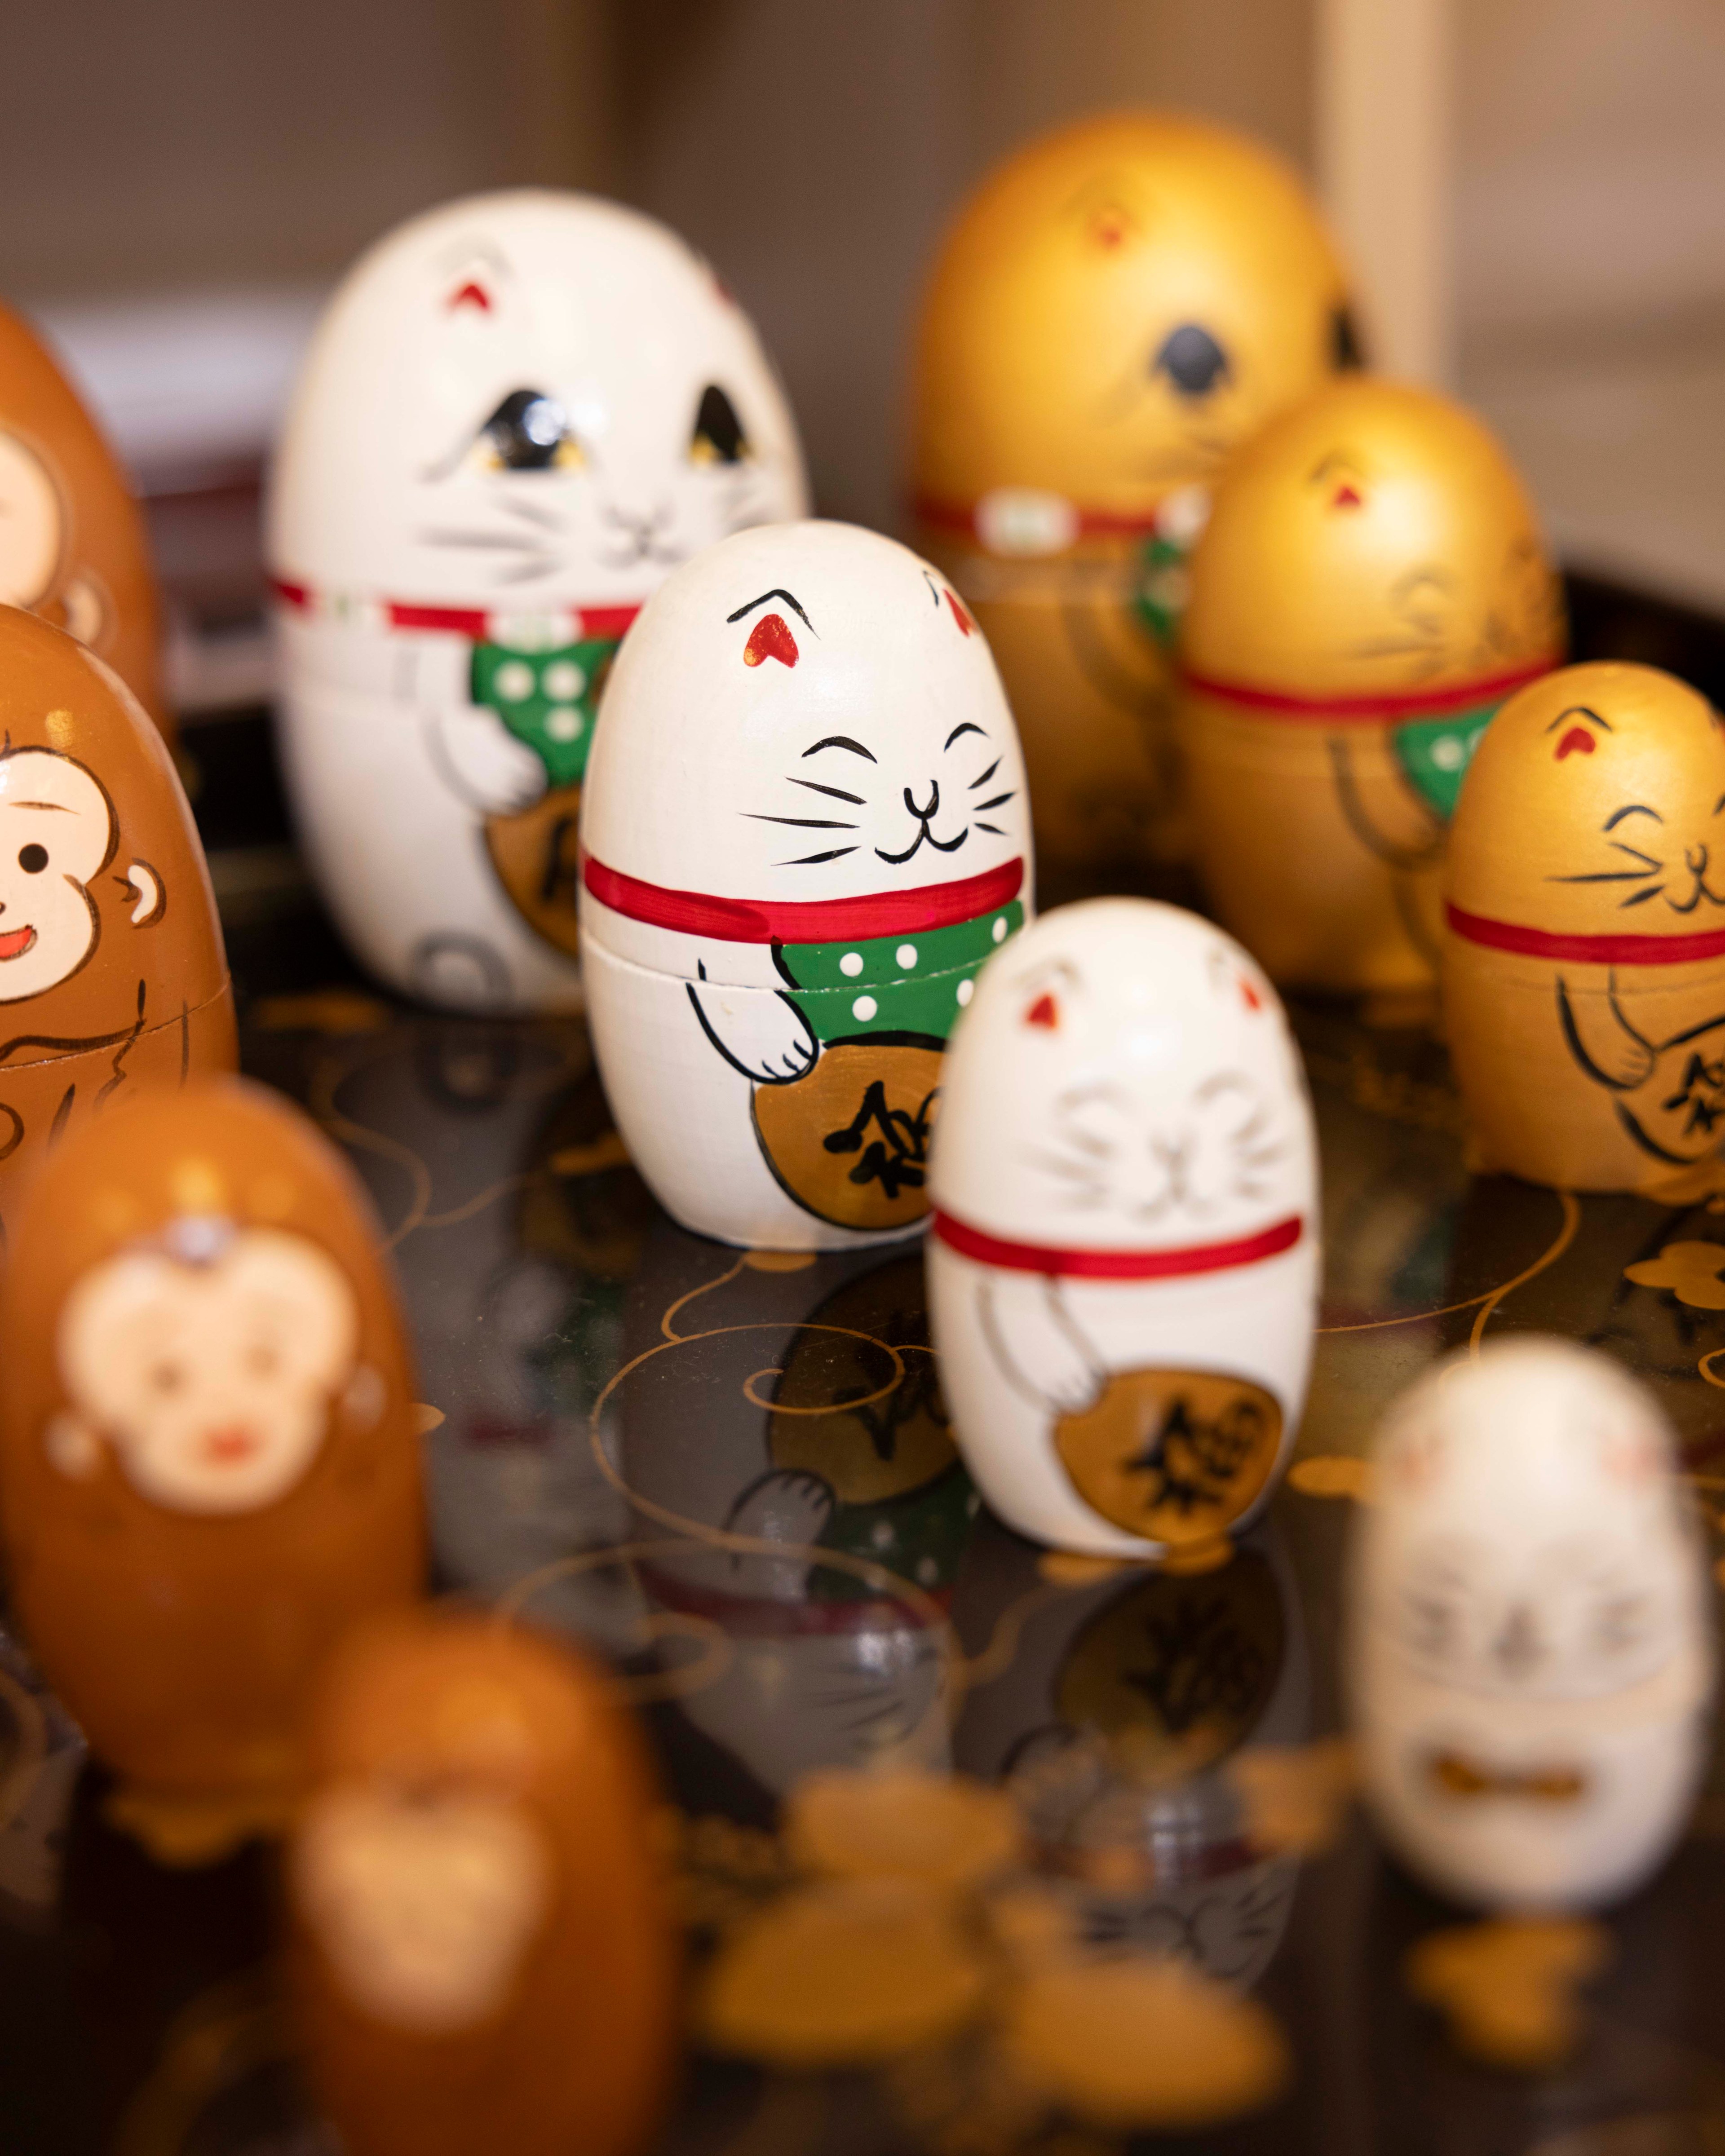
[{"xmin": 743, "ymin": 613, "xmax": 798, "ymax": 669}]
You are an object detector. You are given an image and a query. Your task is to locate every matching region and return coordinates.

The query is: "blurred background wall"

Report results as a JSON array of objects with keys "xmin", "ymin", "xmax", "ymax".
[{"xmin": 4, "ymin": 0, "xmax": 1725, "ymax": 628}]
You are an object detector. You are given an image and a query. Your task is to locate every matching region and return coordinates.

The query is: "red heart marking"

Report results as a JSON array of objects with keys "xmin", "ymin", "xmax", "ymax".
[
  {"xmin": 946, "ymin": 590, "xmax": 973, "ymax": 636},
  {"xmin": 1332, "ymin": 483, "xmax": 1362, "ymax": 509},
  {"xmin": 744, "ymin": 612, "xmax": 799, "ymax": 668},
  {"xmin": 1555, "ymin": 727, "xmax": 1596, "ymax": 760},
  {"xmin": 1026, "ymin": 993, "xmax": 1058, "ymax": 1029},
  {"xmin": 448, "ymin": 280, "xmax": 492, "ymax": 313}
]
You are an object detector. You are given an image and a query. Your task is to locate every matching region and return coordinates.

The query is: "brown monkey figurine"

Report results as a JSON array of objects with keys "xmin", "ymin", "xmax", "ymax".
[
  {"xmin": 0, "ymin": 303, "xmax": 172, "ymax": 747},
  {"xmin": 291, "ymin": 1606, "xmax": 679, "ymax": 2156},
  {"xmin": 0, "ymin": 605, "xmax": 231, "ymax": 1237},
  {"xmin": 0, "ymin": 1076, "xmax": 425, "ymax": 1860}
]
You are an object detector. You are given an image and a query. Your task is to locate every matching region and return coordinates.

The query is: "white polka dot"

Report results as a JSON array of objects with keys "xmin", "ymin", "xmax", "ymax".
[
  {"xmin": 545, "ymin": 705, "xmax": 584, "ymax": 742},
  {"xmin": 543, "ymin": 659, "xmax": 585, "ymax": 702},
  {"xmin": 840, "ymin": 951, "xmax": 864, "ymax": 977},
  {"xmin": 991, "ymin": 916, "xmax": 1008, "ymax": 943},
  {"xmin": 871, "ymin": 1520, "xmax": 893, "ymax": 1548},
  {"xmin": 1431, "ymin": 735, "xmax": 1465, "ymax": 770},
  {"xmin": 494, "ymin": 660, "xmax": 535, "ymax": 702},
  {"xmin": 956, "ymin": 979, "xmax": 974, "ymax": 1007},
  {"xmin": 916, "ymin": 1556, "xmax": 939, "ymax": 1585},
  {"xmin": 896, "ymin": 943, "xmax": 918, "ymax": 969},
  {"xmin": 852, "ymin": 995, "xmax": 878, "ymax": 1022}
]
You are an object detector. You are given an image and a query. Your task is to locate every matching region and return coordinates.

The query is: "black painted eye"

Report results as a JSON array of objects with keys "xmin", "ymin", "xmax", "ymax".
[
  {"xmin": 477, "ymin": 388, "xmax": 580, "ymax": 473},
  {"xmin": 690, "ymin": 383, "xmax": 748, "ymax": 465},
  {"xmin": 1332, "ymin": 305, "xmax": 1365, "ymax": 371},
  {"xmin": 18, "ymin": 844, "xmax": 46, "ymax": 874},
  {"xmin": 1153, "ymin": 323, "xmax": 1230, "ymax": 398}
]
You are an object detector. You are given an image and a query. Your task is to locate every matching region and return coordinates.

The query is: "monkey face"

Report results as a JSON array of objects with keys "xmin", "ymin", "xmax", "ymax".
[
  {"xmin": 295, "ymin": 1780, "xmax": 552, "ymax": 2032},
  {"xmin": 0, "ymin": 747, "xmax": 166, "ymax": 1003},
  {"xmin": 53, "ymin": 1224, "xmax": 360, "ymax": 1513},
  {"xmin": 0, "ymin": 436, "xmax": 62, "ymax": 611}
]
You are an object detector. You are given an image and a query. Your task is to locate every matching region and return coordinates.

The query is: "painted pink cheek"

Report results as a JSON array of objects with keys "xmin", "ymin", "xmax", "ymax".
[
  {"xmin": 743, "ymin": 613, "xmax": 799, "ymax": 668},
  {"xmin": 1556, "ymin": 727, "xmax": 1596, "ymax": 760}
]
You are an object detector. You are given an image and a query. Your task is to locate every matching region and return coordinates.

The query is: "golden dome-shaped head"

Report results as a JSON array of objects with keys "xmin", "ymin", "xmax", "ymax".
[
  {"xmin": 1449, "ymin": 662, "xmax": 1725, "ymax": 938},
  {"xmin": 1182, "ymin": 378, "xmax": 1563, "ymax": 699},
  {"xmin": 910, "ymin": 111, "xmax": 1352, "ymax": 525}
]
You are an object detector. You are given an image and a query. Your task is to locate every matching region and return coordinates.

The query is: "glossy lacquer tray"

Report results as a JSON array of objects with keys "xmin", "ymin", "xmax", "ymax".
[{"xmin": 9, "ymin": 578, "xmax": 1725, "ymax": 2154}]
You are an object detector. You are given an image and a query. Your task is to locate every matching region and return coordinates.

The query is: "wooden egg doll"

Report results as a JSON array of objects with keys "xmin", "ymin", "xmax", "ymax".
[
  {"xmin": 1179, "ymin": 378, "xmax": 1564, "ymax": 994},
  {"xmin": 579, "ymin": 518, "xmax": 1032, "ymax": 1251},
  {"xmin": 910, "ymin": 112, "xmax": 1354, "ymax": 888},
  {"xmin": 926, "ymin": 898, "xmax": 1318, "ymax": 1559},
  {"xmin": 1445, "ymin": 662, "xmax": 1725, "ymax": 1190},
  {"xmin": 1349, "ymin": 1338, "xmax": 1714, "ymax": 1909},
  {"xmin": 269, "ymin": 189, "xmax": 809, "ymax": 1015},
  {"xmin": 0, "ymin": 302, "xmax": 171, "ymax": 747},
  {"xmin": 290, "ymin": 1605, "xmax": 678, "ymax": 2156},
  {"xmin": 0, "ymin": 607, "xmax": 232, "ymax": 1235},
  {"xmin": 0, "ymin": 1076, "xmax": 424, "ymax": 1853}
]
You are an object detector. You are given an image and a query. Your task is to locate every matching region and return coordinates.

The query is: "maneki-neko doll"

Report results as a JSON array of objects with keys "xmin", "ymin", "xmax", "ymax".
[
  {"xmin": 579, "ymin": 519, "xmax": 1032, "ymax": 1251},
  {"xmin": 927, "ymin": 898, "xmax": 1318, "ymax": 1561},
  {"xmin": 1177, "ymin": 377, "xmax": 1564, "ymax": 996},
  {"xmin": 1444, "ymin": 661, "xmax": 1725, "ymax": 1191},
  {"xmin": 269, "ymin": 188, "xmax": 807, "ymax": 1012},
  {"xmin": 910, "ymin": 111, "xmax": 1354, "ymax": 887}
]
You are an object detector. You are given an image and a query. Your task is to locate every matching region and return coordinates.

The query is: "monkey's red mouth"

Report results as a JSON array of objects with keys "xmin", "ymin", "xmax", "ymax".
[
  {"xmin": 0, "ymin": 927, "xmax": 36, "ymax": 962},
  {"xmin": 202, "ymin": 1426, "xmax": 261, "ymax": 1466}
]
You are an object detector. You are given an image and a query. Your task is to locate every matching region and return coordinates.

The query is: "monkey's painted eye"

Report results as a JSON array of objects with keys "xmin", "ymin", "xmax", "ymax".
[
  {"xmin": 17, "ymin": 844, "xmax": 45, "ymax": 873},
  {"xmin": 690, "ymin": 384, "xmax": 749, "ymax": 465},
  {"xmin": 1332, "ymin": 305, "xmax": 1364, "ymax": 370},
  {"xmin": 1153, "ymin": 323, "xmax": 1230, "ymax": 399},
  {"xmin": 247, "ymin": 1343, "xmax": 278, "ymax": 1378},
  {"xmin": 470, "ymin": 389, "xmax": 583, "ymax": 473},
  {"xmin": 150, "ymin": 1362, "xmax": 182, "ymax": 1394}
]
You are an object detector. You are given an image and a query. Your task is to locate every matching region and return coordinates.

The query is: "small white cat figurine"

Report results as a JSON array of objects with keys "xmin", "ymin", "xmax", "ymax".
[
  {"xmin": 579, "ymin": 518, "xmax": 1033, "ymax": 1250},
  {"xmin": 927, "ymin": 898, "xmax": 1319, "ymax": 1557},
  {"xmin": 269, "ymin": 189, "xmax": 808, "ymax": 1012},
  {"xmin": 1350, "ymin": 1336, "xmax": 1715, "ymax": 1909}
]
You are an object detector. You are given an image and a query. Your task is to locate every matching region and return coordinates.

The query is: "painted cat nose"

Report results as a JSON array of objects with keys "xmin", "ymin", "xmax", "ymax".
[
  {"xmin": 1689, "ymin": 843, "xmax": 1710, "ymax": 874},
  {"xmin": 903, "ymin": 781, "xmax": 940, "ymax": 822},
  {"xmin": 1493, "ymin": 1604, "xmax": 1542, "ymax": 1676}
]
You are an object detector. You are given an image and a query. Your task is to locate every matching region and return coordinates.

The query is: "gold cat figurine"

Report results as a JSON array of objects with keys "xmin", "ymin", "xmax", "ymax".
[{"xmin": 1444, "ymin": 662, "xmax": 1725, "ymax": 1190}]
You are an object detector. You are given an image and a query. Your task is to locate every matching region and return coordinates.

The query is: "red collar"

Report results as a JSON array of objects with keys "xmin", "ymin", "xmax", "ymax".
[
  {"xmin": 1180, "ymin": 658, "xmax": 1552, "ymax": 723},
  {"xmin": 912, "ymin": 491, "xmax": 1165, "ymax": 543},
  {"xmin": 270, "ymin": 575, "xmax": 640, "ymax": 644},
  {"xmin": 581, "ymin": 853, "xmax": 1024, "ymax": 945},
  {"xmin": 932, "ymin": 1208, "xmax": 1304, "ymax": 1280},
  {"xmin": 1446, "ymin": 902, "xmax": 1725, "ymax": 966}
]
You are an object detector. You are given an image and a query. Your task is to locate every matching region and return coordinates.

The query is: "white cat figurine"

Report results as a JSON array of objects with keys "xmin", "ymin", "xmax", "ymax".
[
  {"xmin": 1350, "ymin": 1336, "xmax": 1715, "ymax": 1909},
  {"xmin": 268, "ymin": 189, "xmax": 808, "ymax": 1012},
  {"xmin": 579, "ymin": 518, "xmax": 1032, "ymax": 1249},
  {"xmin": 926, "ymin": 898, "xmax": 1319, "ymax": 1557}
]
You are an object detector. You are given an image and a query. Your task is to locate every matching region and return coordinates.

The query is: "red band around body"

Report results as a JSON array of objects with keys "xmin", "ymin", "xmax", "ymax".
[
  {"xmin": 1445, "ymin": 902, "xmax": 1725, "ymax": 966},
  {"xmin": 270, "ymin": 576, "xmax": 640, "ymax": 644},
  {"xmin": 1180, "ymin": 658, "xmax": 1553, "ymax": 724},
  {"xmin": 581, "ymin": 854, "xmax": 1025, "ymax": 945},
  {"xmin": 930, "ymin": 1208, "xmax": 1304, "ymax": 1280},
  {"xmin": 911, "ymin": 492, "xmax": 1165, "ymax": 542}
]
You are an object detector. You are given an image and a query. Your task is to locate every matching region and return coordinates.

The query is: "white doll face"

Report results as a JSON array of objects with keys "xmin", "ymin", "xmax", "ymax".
[
  {"xmin": 0, "ymin": 749, "xmax": 117, "ymax": 1001},
  {"xmin": 270, "ymin": 190, "xmax": 807, "ymax": 607},
  {"xmin": 1362, "ymin": 1340, "xmax": 1704, "ymax": 1704},
  {"xmin": 929, "ymin": 899, "xmax": 1314, "ymax": 1247},
  {"xmin": 296, "ymin": 1781, "xmax": 551, "ymax": 2033},
  {"xmin": 55, "ymin": 1224, "xmax": 360, "ymax": 1513},
  {"xmin": 579, "ymin": 520, "xmax": 1030, "ymax": 902},
  {"xmin": 0, "ymin": 436, "xmax": 62, "ymax": 608}
]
